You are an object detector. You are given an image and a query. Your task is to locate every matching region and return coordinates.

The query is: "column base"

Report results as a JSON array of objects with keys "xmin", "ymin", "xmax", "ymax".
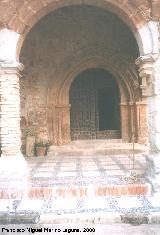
[
  {"xmin": 150, "ymin": 135, "xmax": 160, "ymax": 152},
  {"xmin": 0, "ymin": 154, "xmax": 28, "ymax": 179},
  {"xmin": 0, "ymin": 155, "xmax": 29, "ymax": 199},
  {"xmin": 145, "ymin": 153, "xmax": 160, "ymax": 194}
]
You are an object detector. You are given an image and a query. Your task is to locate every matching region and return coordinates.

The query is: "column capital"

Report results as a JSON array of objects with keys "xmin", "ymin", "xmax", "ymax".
[
  {"xmin": 135, "ymin": 54, "xmax": 159, "ymax": 97},
  {"xmin": 135, "ymin": 54, "xmax": 158, "ymax": 76},
  {"xmin": 0, "ymin": 60, "xmax": 24, "ymax": 75},
  {"xmin": 135, "ymin": 53, "xmax": 159, "ymax": 64}
]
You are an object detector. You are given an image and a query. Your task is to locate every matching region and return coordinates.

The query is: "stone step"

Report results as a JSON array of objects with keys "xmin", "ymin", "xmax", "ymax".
[
  {"xmin": 72, "ymin": 139, "xmax": 123, "ymax": 144},
  {"xmin": 29, "ymin": 184, "xmax": 150, "ymax": 199},
  {"xmin": 48, "ymin": 142, "xmax": 148, "ymax": 156},
  {"xmin": 0, "ymin": 183, "xmax": 150, "ymax": 199}
]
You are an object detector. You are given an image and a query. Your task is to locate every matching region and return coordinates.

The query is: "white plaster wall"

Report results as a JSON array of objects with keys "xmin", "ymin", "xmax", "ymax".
[
  {"xmin": 136, "ymin": 21, "xmax": 159, "ymax": 56},
  {"xmin": 0, "ymin": 28, "xmax": 19, "ymax": 62}
]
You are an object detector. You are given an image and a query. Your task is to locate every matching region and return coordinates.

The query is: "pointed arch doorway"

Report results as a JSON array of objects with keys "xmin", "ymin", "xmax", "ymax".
[{"xmin": 69, "ymin": 68, "xmax": 121, "ymax": 140}]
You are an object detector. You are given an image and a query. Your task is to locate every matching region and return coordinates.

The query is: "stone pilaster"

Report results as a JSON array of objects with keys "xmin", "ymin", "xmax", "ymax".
[
  {"xmin": 120, "ymin": 103, "xmax": 130, "ymax": 142},
  {"xmin": 129, "ymin": 102, "xmax": 136, "ymax": 143},
  {"xmin": 0, "ymin": 61, "xmax": 28, "ymax": 179},
  {"xmin": 54, "ymin": 104, "xmax": 71, "ymax": 145},
  {"xmin": 135, "ymin": 101, "xmax": 148, "ymax": 144}
]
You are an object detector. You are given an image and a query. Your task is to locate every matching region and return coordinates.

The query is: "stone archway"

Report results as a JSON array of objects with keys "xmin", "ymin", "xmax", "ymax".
[
  {"xmin": 0, "ymin": 0, "xmax": 159, "ymax": 196},
  {"xmin": 0, "ymin": 1, "xmax": 157, "ymax": 154},
  {"xmin": 47, "ymin": 54, "xmax": 148, "ymax": 145},
  {"xmin": 12, "ymin": 0, "xmax": 153, "ymax": 59}
]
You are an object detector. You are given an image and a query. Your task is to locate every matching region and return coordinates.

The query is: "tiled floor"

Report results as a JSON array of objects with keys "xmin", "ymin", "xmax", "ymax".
[
  {"xmin": 0, "ymin": 195, "xmax": 159, "ymax": 217},
  {"xmin": 0, "ymin": 154, "xmax": 159, "ymax": 225},
  {"xmin": 27, "ymin": 154, "xmax": 147, "ymax": 187}
]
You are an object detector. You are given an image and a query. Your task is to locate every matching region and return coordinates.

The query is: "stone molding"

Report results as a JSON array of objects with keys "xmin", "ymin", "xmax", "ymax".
[
  {"xmin": 5, "ymin": 0, "xmax": 149, "ymax": 35},
  {"xmin": 55, "ymin": 104, "xmax": 71, "ymax": 109},
  {"xmin": 0, "ymin": 60, "xmax": 24, "ymax": 75},
  {"xmin": 54, "ymin": 50, "xmax": 140, "ymax": 104},
  {"xmin": 135, "ymin": 54, "xmax": 159, "ymax": 97}
]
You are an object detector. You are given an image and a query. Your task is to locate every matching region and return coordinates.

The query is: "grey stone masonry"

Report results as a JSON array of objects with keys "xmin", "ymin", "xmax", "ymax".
[{"xmin": 0, "ymin": 61, "xmax": 23, "ymax": 156}]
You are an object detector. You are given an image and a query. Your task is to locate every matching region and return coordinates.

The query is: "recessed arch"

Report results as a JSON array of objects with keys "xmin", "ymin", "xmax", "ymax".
[
  {"xmin": 47, "ymin": 52, "xmax": 139, "ymax": 106},
  {"xmin": 14, "ymin": 0, "xmax": 154, "ymax": 60},
  {"xmin": 0, "ymin": 1, "xmax": 158, "ymax": 63},
  {"xmin": 14, "ymin": 3, "xmax": 150, "ymax": 146},
  {"xmin": 47, "ymin": 54, "xmax": 140, "ymax": 144}
]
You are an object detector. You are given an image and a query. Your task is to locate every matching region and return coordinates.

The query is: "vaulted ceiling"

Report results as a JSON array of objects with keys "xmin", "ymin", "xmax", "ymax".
[{"xmin": 0, "ymin": 0, "xmax": 159, "ymax": 35}]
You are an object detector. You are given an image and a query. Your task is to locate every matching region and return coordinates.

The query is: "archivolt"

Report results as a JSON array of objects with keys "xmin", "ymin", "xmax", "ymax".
[
  {"xmin": 47, "ymin": 48, "xmax": 141, "ymax": 106},
  {"xmin": 14, "ymin": 0, "xmax": 153, "ymax": 59}
]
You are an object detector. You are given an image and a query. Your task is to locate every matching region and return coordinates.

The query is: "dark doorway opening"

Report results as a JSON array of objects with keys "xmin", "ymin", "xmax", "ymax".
[
  {"xmin": 98, "ymin": 88, "xmax": 120, "ymax": 131},
  {"xmin": 70, "ymin": 68, "xmax": 121, "ymax": 140}
]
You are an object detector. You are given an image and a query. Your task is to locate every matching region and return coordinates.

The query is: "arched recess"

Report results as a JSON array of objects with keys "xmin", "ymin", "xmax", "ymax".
[
  {"xmin": 2, "ymin": 1, "xmax": 151, "ymax": 147},
  {"xmin": 0, "ymin": 1, "xmax": 158, "ymax": 63},
  {"xmin": 47, "ymin": 54, "xmax": 148, "ymax": 145},
  {"xmin": 13, "ymin": 0, "xmax": 157, "ymax": 61}
]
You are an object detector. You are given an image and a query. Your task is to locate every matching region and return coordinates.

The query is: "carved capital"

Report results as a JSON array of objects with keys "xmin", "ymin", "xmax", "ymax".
[{"xmin": 135, "ymin": 54, "xmax": 159, "ymax": 97}]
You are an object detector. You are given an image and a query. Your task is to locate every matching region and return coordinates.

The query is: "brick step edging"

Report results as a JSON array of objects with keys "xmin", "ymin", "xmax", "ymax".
[{"xmin": 0, "ymin": 184, "xmax": 150, "ymax": 199}]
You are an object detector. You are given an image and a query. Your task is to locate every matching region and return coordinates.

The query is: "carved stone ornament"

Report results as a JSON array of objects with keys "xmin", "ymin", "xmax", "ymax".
[
  {"xmin": 135, "ymin": 54, "xmax": 159, "ymax": 97},
  {"xmin": 0, "ymin": 60, "xmax": 24, "ymax": 75}
]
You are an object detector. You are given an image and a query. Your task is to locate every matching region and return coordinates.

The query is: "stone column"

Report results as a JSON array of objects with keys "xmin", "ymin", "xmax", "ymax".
[
  {"xmin": 135, "ymin": 101, "xmax": 148, "ymax": 144},
  {"xmin": 120, "ymin": 103, "xmax": 130, "ymax": 142},
  {"xmin": 135, "ymin": 54, "xmax": 159, "ymax": 150},
  {"xmin": 129, "ymin": 102, "xmax": 136, "ymax": 143},
  {"xmin": 54, "ymin": 104, "xmax": 71, "ymax": 145},
  {"xmin": 136, "ymin": 54, "xmax": 160, "ymax": 193},
  {"xmin": 0, "ymin": 61, "xmax": 28, "ymax": 179}
]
